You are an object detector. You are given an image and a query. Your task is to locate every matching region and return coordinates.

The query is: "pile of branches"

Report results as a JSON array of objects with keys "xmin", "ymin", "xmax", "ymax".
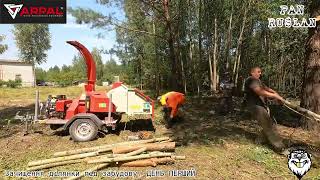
[{"xmin": 27, "ymin": 137, "xmax": 185, "ymax": 180}]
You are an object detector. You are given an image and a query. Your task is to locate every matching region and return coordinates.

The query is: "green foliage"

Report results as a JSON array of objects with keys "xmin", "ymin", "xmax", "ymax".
[
  {"xmin": 0, "ymin": 35, "xmax": 8, "ymax": 54},
  {"xmin": 64, "ymin": 0, "xmax": 310, "ymax": 96},
  {"xmin": 244, "ymin": 146, "xmax": 286, "ymax": 173},
  {"xmin": 0, "ymin": 80, "xmax": 6, "ymax": 87},
  {"xmin": 13, "ymin": 24, "xmax": 51, "ymax": 65},
  {"xmin": 102, "ymin": 59, "xmax": 127, "ymax": 83},
  {"xmin": 92, "ymin": 48, "xmax": 104, "ymax": 81},
  {"xmin": 35, "ymin": 47, "xmax": 126, "ymax": 86},
  {"xmin": 0, "ymin": 79, "xmax": 22, "ymax": 88},
  {"xmin": 35, "ymin": 68, "xmax": 47, "ymax": 82}
]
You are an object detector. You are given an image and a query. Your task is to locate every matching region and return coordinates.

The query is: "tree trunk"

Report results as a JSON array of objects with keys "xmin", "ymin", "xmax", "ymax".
[
  {"xmin": 197, "ymin": 0, "xmax": 202, "ymax": 96},
  {"xmin": 233, "ymin": 2, "xmax": 249, "ymax": 87},
  {"xmin": 188, "ymin": 0, "xmax": 193, "ymax": 94},
  {"xmin": 181, "ymin": 52, "xmax": 187, "ymax": 94},
  {"xmin": 300, "ymin": 0, "xmax": 320, "ymax": 130},
  {"xmin": 225, "ymin": 4, "xmax": 233, "ymax": 71},
  {"xmin": 163, "ymin": 0, "xmax": 179, "ymax": 91},
  {"xmin": 212, "ymin": 17, "xmax": 218, "ymax": 93},
  {"xmin": 208, "ymin": 50, "xmax": 213, "ymax": 91},
  {"xmin": 153, "ymin": 19, "xmax": 160, "ymax": 96}
]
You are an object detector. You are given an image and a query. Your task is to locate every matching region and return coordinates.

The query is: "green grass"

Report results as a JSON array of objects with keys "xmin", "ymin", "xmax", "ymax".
[
  {"xmin": 244, "ymin": 145, "xmax": 287, "ymax": 173},
  {"xmin": 0, "ymin": 86, "xmax": 108, "ymax": 104}
]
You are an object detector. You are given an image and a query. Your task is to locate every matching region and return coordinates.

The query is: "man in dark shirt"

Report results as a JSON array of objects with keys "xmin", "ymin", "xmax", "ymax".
[
  {"xmin": 218, "ymin": 72, "xmax": 234, "ymax": 115},
  {"xmin": 244, "ymin": 67, "xmax": 286, "ymax": 153}
]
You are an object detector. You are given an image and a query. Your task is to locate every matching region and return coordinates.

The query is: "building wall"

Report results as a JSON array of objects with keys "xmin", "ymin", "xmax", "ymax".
[{"xmin": 0, "ymin": 64, "xmax": 34, "ymax": 87}]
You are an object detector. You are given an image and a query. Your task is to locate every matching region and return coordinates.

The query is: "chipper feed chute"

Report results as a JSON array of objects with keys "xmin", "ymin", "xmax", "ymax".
[{"xmin": 107, "ymin": 82, "xmax": 154, "ymax": 119}]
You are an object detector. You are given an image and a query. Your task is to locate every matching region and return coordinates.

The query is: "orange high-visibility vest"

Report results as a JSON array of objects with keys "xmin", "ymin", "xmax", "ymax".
[{"xmin": 160, "ymin": 91, "xmax": 185, "ymax": 118}]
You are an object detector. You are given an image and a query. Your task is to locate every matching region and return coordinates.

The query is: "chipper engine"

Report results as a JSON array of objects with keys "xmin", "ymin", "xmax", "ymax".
[{"xmin": 42, "ymin": 41, "xmax": 154, "ymax": 142}]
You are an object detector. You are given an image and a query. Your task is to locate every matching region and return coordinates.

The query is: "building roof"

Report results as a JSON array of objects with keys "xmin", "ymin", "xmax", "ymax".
[{"xmin": 0, "ymin": 59, "xmax": 32, "ymax": 66}]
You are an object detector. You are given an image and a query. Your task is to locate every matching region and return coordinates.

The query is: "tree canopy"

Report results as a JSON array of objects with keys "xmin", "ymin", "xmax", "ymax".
[
  {"xmin": 13, "ymin": 24, "xmax": 51, "ymax": 65},
  {"xmin": 0, "ymin": 35, "xmax": 8, "ymax": 54}
]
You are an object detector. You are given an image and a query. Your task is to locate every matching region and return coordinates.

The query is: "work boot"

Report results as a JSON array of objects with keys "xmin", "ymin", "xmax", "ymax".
[{"xmin": 279, "ymin": 148, "xmax": 290, "ymax": 156}]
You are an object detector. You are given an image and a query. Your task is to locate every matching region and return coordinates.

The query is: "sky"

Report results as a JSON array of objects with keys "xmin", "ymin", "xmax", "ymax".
[{"xmin": 0, "ymin": 0, "xmax": 124, "ymax": 70}]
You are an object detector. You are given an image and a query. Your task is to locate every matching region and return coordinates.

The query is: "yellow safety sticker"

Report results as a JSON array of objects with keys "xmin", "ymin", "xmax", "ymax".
[{"xmin": 130, "ymin": 105, "xmax": 141, "ymax": 110}]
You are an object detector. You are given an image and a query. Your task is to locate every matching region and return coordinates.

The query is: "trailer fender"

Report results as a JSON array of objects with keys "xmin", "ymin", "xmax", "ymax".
[{"xmin": 63, "ymin": 113, "xmax": 104, "ymax": 130}]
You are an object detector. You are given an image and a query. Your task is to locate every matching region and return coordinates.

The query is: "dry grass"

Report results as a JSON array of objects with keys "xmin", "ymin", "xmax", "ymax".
[
  {"xmin": 0, "ymin": 86, "xmax": 108, "ymax": 123},
  {"xmin": 0, "ymin": 87, "xmax": 319, "ymax": 179}
]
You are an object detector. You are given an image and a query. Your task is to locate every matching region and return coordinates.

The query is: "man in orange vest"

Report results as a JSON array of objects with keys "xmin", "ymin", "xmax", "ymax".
[{"xmin": 158, "ymin": 91, "xmax": 186, "ymax": 128}]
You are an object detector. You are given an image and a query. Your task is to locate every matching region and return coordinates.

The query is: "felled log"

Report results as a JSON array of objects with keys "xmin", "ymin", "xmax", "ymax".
[
  {"xmin": 27, "ymin": 159, "xmax": 83, "ymax": 171},
  {"xmin": 122, "ymin": 147, "xmax": 147, "ymax": 156},
  {"xmin": 64, "ymin": 163, "xmax": 109, "ymax": 180},
  {"xmin": 284, "ymin": 100, "xmax": 320, "ymax": 122},
  {"xmin": 86, "ymin": 147, "xmax": 147, "ymax": 164},
  {"xmin": 28, "ymin": 152, "xmax": 99, "ymax": 167},
  {"xmin": 112, "ymin": 142, "xmax": 175, "ymax": 154},
  {"xmin": 159, "ymin": 138, "xmax": 174, "ymax": 143},
  {"xmin": 53, "ymin": 137, "xmax": 170, "ymax": 157},
  {"xmin": 88, "ymin": 152, "xmax": 173, "ymax": 164}
]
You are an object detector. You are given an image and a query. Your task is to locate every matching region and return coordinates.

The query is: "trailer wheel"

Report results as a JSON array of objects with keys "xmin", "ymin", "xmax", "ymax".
[{"xmin": 69, "ymin": 119, "xmax": 98, "ymax": 142}]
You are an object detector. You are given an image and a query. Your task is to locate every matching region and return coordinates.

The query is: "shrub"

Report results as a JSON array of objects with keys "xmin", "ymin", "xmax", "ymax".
[
  {"xmin": 0, "ymin": 80, "xmax": 5, "ymax": 87},
  {"xmin": 5, "ymin": 79, "xmax": 22, "ymax": 88}
]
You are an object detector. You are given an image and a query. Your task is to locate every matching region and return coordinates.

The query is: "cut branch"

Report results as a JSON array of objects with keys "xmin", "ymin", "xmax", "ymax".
[
  {"xmin": 284, "ymin": 100, "xmax": 320, "ymax": 122},
  {"xmin": 88, "ymin": 152, "xmax": 173, "ymax": 164},
  {"xmin": 27, "ymin": 159, "xmax": 83, "ymax": 171},
  {"xmin": 28, "ymin": 152, "xmax": 99, "ymax": 167}
]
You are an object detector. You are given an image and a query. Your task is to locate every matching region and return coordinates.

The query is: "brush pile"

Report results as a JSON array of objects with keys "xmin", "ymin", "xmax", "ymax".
[{"xmin": 26, "ymin": 137, "xmax": 185, "ymax": 180}]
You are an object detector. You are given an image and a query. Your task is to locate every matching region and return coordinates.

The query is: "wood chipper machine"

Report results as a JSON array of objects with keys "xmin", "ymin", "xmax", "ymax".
[{"xmin": 40, "ymin": 41, "xmax": 154, "ymax": 142}]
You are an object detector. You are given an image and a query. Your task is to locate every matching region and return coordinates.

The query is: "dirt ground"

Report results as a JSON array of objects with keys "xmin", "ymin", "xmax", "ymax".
[{"xmin": 0, "ymin": 87, "xmax": 319, "ymax": 179}]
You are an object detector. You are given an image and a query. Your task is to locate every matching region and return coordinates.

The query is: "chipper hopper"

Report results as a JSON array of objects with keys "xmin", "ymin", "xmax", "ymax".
[{"xmin": 41, "ymin": 41, "xmax": 154, "ymax": 142}]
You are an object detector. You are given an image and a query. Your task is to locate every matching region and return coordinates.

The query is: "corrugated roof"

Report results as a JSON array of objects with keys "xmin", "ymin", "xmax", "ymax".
[{"xmin": 0, "ymin": 59, "xmax": 32, "ymax": 65}]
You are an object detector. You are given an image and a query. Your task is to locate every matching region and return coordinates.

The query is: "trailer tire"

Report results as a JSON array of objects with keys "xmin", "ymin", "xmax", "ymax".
[{"xmin": 69, "ymin": 119, "xmax": 98, "ymax": 142}]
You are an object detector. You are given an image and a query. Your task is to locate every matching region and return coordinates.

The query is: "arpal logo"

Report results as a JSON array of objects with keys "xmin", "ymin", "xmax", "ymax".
[{"xmin": 4, "ymin": 4, "xmax": 23, "ymax": 19}]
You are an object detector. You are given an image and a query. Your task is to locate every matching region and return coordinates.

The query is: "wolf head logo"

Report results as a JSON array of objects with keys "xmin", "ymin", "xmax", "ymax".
[
  {"xmin": 288, "ymin": 149, "xmax": 311, "ymax": 180},
  {"xmin": 4, "ymin": 4, "xmax": 23, "ymax": 19}
]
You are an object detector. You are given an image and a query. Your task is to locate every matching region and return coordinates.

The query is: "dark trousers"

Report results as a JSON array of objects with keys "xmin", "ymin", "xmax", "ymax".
[
  {"xmin": 162, "ymin": 106, "xmax": 184, "ymax": 128},
  {"xmin": 163, "ymin": 106, "xmax": 173, "ymax": 128},
  {"xmin": 218, "ymin": 96, "xmax": 233, "ymax": 115},
  {"xmin": 248, "ymin": 105, "xmax": 285, "ymax": 151}
]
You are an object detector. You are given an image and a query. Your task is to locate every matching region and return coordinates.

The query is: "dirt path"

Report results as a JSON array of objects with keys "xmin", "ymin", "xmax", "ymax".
[{"xmin": 0, "ymin": 97, "xmax": 319, "ymax": 179}]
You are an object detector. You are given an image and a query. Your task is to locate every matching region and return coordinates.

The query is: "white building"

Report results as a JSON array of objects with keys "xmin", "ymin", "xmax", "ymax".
[{"xmin": 0, "ymin": 59, "xmax": 34, "ymax": 87}]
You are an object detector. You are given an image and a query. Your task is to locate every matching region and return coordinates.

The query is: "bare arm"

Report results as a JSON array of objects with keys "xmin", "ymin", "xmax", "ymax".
[
  {"xmin": 252, "ymin": 86, "xmax": 284, "ymax": 102},
  {"xmin": 264, "ymin": 86, "xmax": 276, "ymax": 93}
]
